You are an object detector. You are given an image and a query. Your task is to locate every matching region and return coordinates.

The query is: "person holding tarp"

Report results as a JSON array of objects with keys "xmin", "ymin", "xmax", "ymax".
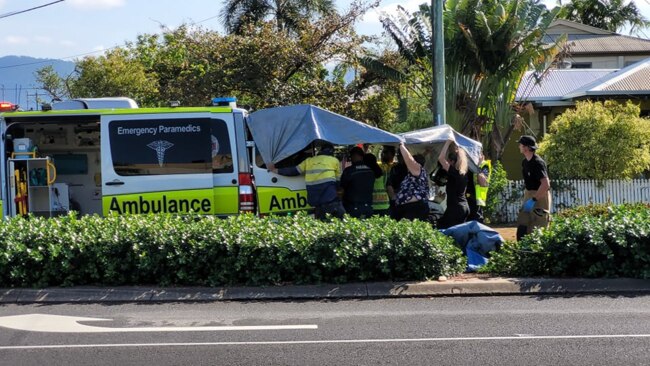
[
  {"xmin": 436, "ymin": 140, "xmax": 470, "ymax": 229},
  {"xmin": 393, "ymin": 143, "xmax": 430, "ymax": 221},
  {"xmin": 516, "ymin": 135, "xmax": 551, "ymax": 240},
  {"xmin": 269, "ymin": 142, "xmax": 345, "ymax": 220}
]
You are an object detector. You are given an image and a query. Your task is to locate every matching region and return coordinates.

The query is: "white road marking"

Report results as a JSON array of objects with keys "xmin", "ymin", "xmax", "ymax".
[
  {"xmin": 1, "ymin": 334, "xmax": 650, "ymax": 350},
  {"xmin": 0, "ymin": 314, "xmax": 317, "ymax": 333}
]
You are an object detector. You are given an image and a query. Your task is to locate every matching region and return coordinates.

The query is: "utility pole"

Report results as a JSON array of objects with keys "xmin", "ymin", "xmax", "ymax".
[{"xmin": 431, "ymin": 0, "xmax": 445, "ymax": 126}]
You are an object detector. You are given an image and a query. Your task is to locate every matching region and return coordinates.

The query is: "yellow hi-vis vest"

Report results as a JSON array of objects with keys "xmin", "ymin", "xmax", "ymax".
[
  {"xmin": 475, "ymin": 160, "xmax": 492, "ymax": 206},
  {"xmin": 372, "ymin": 161, "xmax": 394, "ymax": 211},
  {"xmin": 296, "ymin": 154, "xmax": 341, "ymax": 186}
]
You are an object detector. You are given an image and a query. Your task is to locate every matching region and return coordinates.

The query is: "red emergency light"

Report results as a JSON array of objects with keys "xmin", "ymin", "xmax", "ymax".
[{"xmin": 0, "ymin": 101, "xmax": 15, "ymax": 112}]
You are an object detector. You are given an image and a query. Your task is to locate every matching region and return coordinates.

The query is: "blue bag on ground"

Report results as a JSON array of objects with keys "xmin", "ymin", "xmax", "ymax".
[{"xmin": 439, "ymin": 221, "xmax": 504, "ymax": 272}]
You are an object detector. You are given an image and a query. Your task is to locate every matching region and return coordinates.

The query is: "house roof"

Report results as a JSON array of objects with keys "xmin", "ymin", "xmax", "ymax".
[
  {"xmin": 516, "ymin": 57, "xmax": 650, "ymax": 105},
  {"xmin": 544, "ymin": 34, "xmax": 650, "ymax": 54},
  {"xmin": 547, "ymin": 19, "xmax": 613, "ymax": 35},
  {"xmin": 564, "ymin": 57, "xmax": 650, "ymax": 98},
  {"xmin": 516, "ymin": 69, "xmax": 615, "ymax": 102},
  {"xmin": 544, "ymin": 19, "xmax": 650, "ymax": 55}
]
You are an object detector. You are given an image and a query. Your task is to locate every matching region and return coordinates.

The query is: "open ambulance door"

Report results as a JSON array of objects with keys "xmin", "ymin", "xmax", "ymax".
[
  {"xmin": 252, "ymin": 146, "xmax": 311, "ymax": 215},
  {"xmin": 101, "ymin": 112, "xmax": 239, "ymax": 216}
]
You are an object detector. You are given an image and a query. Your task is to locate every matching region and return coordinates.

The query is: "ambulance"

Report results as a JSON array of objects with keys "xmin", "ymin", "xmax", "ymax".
[{"xmin": 0, "ymin": 98, "xmax": 402, "ymax": 219}]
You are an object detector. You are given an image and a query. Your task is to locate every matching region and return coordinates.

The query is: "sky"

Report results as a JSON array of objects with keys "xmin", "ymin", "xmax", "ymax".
[{"xmin": 1, "ymin": 0, "xmax": 650, "ymax": 60}]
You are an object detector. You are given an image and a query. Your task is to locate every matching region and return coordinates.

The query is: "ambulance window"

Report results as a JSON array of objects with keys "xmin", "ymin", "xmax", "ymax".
[
  {"xmin": 211, "ymin": 119, "xmax": 234, "ymax": 174},
  {"xmin": 109, "ymin": 118, "xmax": 211, "ymax": 176}
]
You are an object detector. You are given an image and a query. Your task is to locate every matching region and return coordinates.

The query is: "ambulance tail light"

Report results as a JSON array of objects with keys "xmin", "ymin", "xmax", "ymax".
[{"xmin": 238, "ymin": 172, "xmax": 255, "ymax": 213}]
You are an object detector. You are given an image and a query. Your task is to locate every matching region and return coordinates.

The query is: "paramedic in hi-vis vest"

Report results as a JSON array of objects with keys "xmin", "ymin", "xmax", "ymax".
[
  {"xmin": 516, "ymin": 135, "xmax": 551, "ymax": 241},
  {"xmin": 372, "ymin": 145, "xmax": 396, "ymax": 216},
  {"xmin": 269, "ymin": 142, "xmax": 346, "ymax": 220},
  {"xmin": 467, "ymin": 153, "xmax": 491, "ymax": 223}
]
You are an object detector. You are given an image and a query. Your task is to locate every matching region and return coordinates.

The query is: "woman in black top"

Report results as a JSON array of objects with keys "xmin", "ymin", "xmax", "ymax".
[{"xmin": 437, "ymin": 140, "xmax": 469, "ymax": 229}]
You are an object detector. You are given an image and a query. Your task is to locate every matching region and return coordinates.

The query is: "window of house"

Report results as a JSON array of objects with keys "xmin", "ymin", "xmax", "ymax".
[
  {"xmin": 571, "ymin": 62, "xmax": 592, "ymax": 69},
  {"xmin": 109, "ymin": 118, "xmax": 232, "ymax": 176}
]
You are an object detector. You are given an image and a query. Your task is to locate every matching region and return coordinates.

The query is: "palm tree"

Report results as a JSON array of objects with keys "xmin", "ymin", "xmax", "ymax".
[
  {"xmin": 557, "ymin": 0, "xmax": 650, "ymax": 34},
  {"xmin": 221, "ymin": 0, "xmax": 336, "ymax": 34}
]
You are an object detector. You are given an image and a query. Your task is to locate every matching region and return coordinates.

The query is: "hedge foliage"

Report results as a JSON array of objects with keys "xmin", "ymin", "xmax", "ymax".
[
  {"xmin": 0, "ymin": 213, "xmax": 465, "ymax": 288},
  {"xmin": 484, "ymin": 204, "xmax": 650, "ymax": 278}
]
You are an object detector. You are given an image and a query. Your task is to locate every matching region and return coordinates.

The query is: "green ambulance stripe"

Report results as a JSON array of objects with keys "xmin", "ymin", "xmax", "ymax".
[
  {"xmin": 256, "ymin": 186, "xmax": 311, "ymax": 214},
  {"xmin": 103, "ymin": 187, "xmax": 239, "ymax": 216}
]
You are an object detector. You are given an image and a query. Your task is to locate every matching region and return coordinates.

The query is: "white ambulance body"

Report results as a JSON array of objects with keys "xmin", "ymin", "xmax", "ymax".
[{"xmin": 0, "ymin": 98, "xmax": 309, "ymax": 218}]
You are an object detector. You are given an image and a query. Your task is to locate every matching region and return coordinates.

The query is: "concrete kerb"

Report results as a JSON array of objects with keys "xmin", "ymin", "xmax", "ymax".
[{"xmin": 1, "ymin": 278, "xmax": 650, "ymax": 303}]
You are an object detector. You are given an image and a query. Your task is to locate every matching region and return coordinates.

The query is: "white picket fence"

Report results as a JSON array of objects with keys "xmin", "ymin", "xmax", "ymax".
[{"xmin": 496, "ymin": 179, "xmax": 650, "ymax": 223}]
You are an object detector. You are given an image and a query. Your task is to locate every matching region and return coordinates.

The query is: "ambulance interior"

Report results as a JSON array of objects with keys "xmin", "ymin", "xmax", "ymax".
[{"xmin": 5, "ymin": 117, "xmax": 102, "ymax": 217}]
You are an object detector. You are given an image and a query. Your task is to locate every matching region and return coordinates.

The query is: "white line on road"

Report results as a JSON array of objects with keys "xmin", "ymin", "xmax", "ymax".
[
  {"xmin": 2, "ymin": 334, "xmax": 650, "ymax": 350},
  {"xmin": 0, "ymin": 314, "xmax": 318, "ymax": 333}
]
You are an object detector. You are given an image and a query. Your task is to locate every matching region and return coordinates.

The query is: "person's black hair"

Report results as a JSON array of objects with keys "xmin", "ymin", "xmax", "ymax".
[
  {"xmin": 349, "ymin": 146, "xmax": 365, "ymax": 158},
  {"xmin": 413, "ymin": 154, "xmax": 426, "ymax": 167},
  {"xmin": 364, "ymin": 153, "xmax": 383, "ymax": 178}
]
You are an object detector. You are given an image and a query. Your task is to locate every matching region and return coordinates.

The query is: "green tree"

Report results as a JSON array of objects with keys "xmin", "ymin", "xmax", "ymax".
[
  {"xmin": 36, "ymin": 1, "xmax": 379, "ymax": 116},
  {"xmin": 71, "ymin": 48, "xmax": 160, "ymax": 107},
  {"xmin": 221, "ymin": 0, "xmax": 336, "ymax": 34},
  {"xmin": 557, "ymin": 0, "xmax": 650, "ymax": 34},
  {"xmin": 35, "ymin": 65, "xmax": 72, "ymax": 101},
  {"xmin": 538, "ymin": 100, "xmax": 650, "ymax": 179}
]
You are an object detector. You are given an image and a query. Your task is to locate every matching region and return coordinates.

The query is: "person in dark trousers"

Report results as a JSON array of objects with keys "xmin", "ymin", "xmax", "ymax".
[
  {"xmin": 393, "ymin": 143, "xmax": 430, "ymax": 221},
  {"xmin": 516, "ymin": 135, "xmax": 551, "ymax": 240},
  {"xmin": 269, "ymin": 142, "xmax": 345, "ymax": 220},
  {"xmin": 437, "ymin": 140, "xmax": 470, "ymax": 229},
  {"xmin": 340, "ymin": 146, "xmax": 377, "ymax": 218}
]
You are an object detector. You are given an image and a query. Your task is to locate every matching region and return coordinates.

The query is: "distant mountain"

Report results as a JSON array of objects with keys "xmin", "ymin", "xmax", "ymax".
[{"xmin": 0, "ymin": 56, "xmax": 75, "ymax": 108}]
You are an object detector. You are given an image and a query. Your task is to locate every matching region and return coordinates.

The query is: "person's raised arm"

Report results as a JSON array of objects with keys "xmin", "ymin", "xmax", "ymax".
[
  {"xmin": 438, "ymin": 140, "xmax": 451, "ymax": 171},
  {"xmin": 399, "ymin": 143, "xmax": 421, "ymax": 177}
]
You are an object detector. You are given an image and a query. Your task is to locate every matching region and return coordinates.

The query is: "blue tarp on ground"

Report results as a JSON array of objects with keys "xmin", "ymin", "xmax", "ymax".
[
  {"xmin": 247, "ymin": 104, "xmax": 403, "ymax": 165},
  {"xmin": 440, "ymin": 221, "xmax": 504, "ymax": 272}
]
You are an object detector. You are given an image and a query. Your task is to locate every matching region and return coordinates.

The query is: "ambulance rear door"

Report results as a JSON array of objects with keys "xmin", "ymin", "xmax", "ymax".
[
  {"xmin": 101, "ymin": 112, "xmax": 239, "ymax": 216},
  {"xmin": 251, "ymin": 147, "xmax": 311, "ymax": 215}
]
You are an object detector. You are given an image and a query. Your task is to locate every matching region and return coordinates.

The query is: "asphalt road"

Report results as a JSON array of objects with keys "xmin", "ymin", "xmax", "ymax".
[{"xmin": 0, "ymin": 295, "xmax": 649, "ymax": 365}]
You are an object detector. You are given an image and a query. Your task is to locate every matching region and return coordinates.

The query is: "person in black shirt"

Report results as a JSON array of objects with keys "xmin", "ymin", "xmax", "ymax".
[
  {"xmin": 437, "ymin": 140, "xmax": 469, "ymax": 229},
  {"xmin": 516, "ymin": 135, "xmax": 551, "ymax": 240},
  {"xmin": 340, "ymin": 146, "xmax": 377, "ymax": 218}
]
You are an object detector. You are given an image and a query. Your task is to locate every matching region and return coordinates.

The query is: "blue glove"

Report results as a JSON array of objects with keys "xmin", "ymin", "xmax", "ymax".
[{"xmin": 522, "ymin": 198, "xmax": 536, "ymax": 213}]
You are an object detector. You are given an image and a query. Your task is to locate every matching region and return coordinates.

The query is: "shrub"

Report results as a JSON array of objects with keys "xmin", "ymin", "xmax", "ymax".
[
  {"xmin": 0, "ymin": 212, "xmax": 465, "ymax": 287},
  {"xmin": 483, "ymin": 204, "xmax": 650, "ymax": 278}
]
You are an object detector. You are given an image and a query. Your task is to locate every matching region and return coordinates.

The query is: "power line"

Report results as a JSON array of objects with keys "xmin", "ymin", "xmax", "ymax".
[{"xmin": 0, "ymin": 0, "xmax": 65, "ymax": 20}]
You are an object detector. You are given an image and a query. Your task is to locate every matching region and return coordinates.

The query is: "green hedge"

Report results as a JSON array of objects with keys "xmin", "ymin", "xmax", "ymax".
[
  {"xmin": 0, "ymin": 213, "xmax": 465, "ymax": 287},
  {"xmin": 484, "ymin": 204, "xmax": 650, "ymax": 278}
]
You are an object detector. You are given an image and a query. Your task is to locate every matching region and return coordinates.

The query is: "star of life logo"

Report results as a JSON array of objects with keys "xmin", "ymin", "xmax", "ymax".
[{"xmin": 147, "ymin": 140, "xmax": 174, "ymax": 167}]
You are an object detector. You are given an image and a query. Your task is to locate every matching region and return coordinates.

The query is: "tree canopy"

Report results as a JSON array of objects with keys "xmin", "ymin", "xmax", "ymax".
[
  {"xmin": 36, "ymin": 1, "xmax": 379, "ymax": 118},
  {"xmin": 220, "ymin": 0, "xmax": 336, "ymax": 34},
  {"xmin": 557, "ymin": 0, "xmax": 650, "ymax": 34},
  {"xmin": 538, "ymin": 100, "xmax": 650, "ymax": 180}
]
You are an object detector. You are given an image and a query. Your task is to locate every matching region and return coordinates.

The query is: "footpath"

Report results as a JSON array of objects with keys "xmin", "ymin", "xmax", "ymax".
[{"xmin": 2, "ymin": 275, "xmax": 650, "ymax": 303}]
